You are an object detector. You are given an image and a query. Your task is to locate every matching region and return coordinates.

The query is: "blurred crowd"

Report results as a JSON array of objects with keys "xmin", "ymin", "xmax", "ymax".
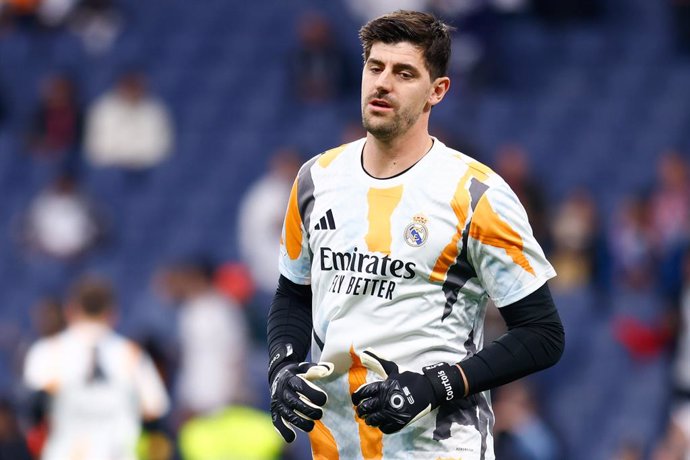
[{"xmin": 0, "ymin": 0, "xmax": 689, "ymax": 459}]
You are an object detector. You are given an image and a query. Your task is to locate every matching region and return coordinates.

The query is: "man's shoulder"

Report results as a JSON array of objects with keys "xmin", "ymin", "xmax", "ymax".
[
  {"xmin": 433, "ymin": 142, "xmax": 499, "ymax": 183},
  {"xmin": 302, "ymin": 139, "xmax": 363, "ymax": 173}
]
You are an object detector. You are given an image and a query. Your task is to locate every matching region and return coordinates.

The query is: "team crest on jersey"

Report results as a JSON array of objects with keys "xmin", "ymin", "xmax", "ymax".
[{"xmin": 404, "ymin": 213, "xmax": 428, "ymax": 247}]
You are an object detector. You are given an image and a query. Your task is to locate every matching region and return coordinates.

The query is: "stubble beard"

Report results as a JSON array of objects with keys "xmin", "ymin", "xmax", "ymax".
[{"xmin": 362, "ymin": 105, "xmax": 419, "ymax": 142}]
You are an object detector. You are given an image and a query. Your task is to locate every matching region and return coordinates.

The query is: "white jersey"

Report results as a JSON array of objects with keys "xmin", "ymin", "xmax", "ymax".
[
  {"xmin": 24, "ymin": 322, "xmax": 169, "ymax": 460},
  {"xmin": 279, "ymin": 138, "xmax": 555, "ymax": 460}
]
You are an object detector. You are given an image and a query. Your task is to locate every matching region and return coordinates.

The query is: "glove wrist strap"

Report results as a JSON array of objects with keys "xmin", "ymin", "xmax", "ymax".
[
  {"xmin": 422, "ymin": 362, "xmax": 464, "ymax": 405},
  {"xmin": 268, "ymin": 343, "xmax": 299, "ymax": 384}
]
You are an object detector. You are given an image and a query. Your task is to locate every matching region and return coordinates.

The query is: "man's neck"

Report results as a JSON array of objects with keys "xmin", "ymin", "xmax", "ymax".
[{"xmin": 362, "ymin": 125, "xmax": 433, "ymax": 179}]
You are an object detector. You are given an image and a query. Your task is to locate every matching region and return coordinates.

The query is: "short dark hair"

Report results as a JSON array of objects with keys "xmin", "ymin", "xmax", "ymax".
[
  {"xmin": 69, "ymin": 276, "xmax": 115, "ymax": 317},
  {"xmin": 358, "ymin": 10, "xmax": 453, "ymax": 80}
]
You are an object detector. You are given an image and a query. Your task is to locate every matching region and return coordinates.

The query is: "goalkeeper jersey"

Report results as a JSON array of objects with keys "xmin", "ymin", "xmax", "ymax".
[{"xmin": 279, "ymin": 138, "xmax": 555, "ymax": 460}]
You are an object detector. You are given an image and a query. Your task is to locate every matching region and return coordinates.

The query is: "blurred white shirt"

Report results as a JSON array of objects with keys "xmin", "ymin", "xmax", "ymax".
[
  {"xmin": 85, "ymin": 93, "xmax": 173, "ymax": 169},
  {"xmin": 24, "ymin": 322, "xmax": 169, "ymax": 460},
  {"xmin": 177, "ymin": 291, "xmax": 249, "ymax": 414}
]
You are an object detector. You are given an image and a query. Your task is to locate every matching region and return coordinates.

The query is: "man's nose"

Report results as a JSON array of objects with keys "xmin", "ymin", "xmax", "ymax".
[{"xmin": 375, "ymin": 70, "xmax": 393, "ymax": 92}]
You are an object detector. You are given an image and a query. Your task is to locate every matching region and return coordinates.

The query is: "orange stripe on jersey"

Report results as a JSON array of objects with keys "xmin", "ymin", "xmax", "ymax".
[
  {"xmin": 318, "ymin": 144, "xmax": 347, "ymax": 168},
  {"xmin": 284, "ymin": 178, "xmax": 303, "ymax": 260},
  {"xmin": 365, "ymin": 186, "xmax": 403, "ymax": 255},
  {"xmin": 349, "ymin": 346, "xmax": 383, "ymax": 460},
  {"xmin": 430, "ymin": 168, "xmax": 474, "ymax": 283},
  {"xmin": 469, "ymin": 194, "xmax": 536, "ymax": 275},
  {"xmin": 309, "ymin": 420, "xmax": 340, "ymax": 460}
]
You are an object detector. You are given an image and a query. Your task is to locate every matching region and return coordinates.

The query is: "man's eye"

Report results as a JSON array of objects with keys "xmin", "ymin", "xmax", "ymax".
[
  {"xmin": 400, "ymin": 73, "xmax": 413, "ymax": 79},
  {"xmin": 369, "ymin": 67, "xmax": 382, "ymax": 74}
]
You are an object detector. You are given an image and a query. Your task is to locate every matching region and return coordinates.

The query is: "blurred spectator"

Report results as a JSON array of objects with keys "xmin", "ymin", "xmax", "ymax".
[
  {"xmin": 68, "ymin": 0, "xmax": 122, "ymax": 54},
  {"xmin": 610, "ymin": 194, "xmax": 657, "ymax": 289},
  {"xmin": 493, "ymin": 380, "xmax": 561, "ymax": 460},
  {"xmin": 23, "ymin": 276, "xmax": 170, "ymax": 460},
  {"xmin": 289, "ymin": 11, "xmax": 355, "ymax": 104},
  {"xmin": 671, "ymin": 0, "xmax": 690, "ymax": 56},
  {"xmin": 237, "ymin": 148, "xmax": 302, "ymax": 307},
  {"xmin": 344, "ymin": 0, "xmax": 428, "ymax": 22},
  {"xmin": 158, "ymin": 259, "xmax": 250, "ymax": 419},
  {"xmin": 85, "ymin": 71, "xmax": 174, "ymax": 170},
  {"xmin": 0, "ymin": 399, "xmax": 32, "ymax": 460},
  {"xmin": 26, "ymin": 74, "xmax": 83, "ymax": 168},
  {"xmin": 494, "ymin": 144, "xmax": 550, "ymax": 253},
  {"xmin": 650, "ymin": 151, "xmax": 690, "ymax": 254},
  {"xmin": 549, "ymin": 189, "xmax": 605, "ymax": 291},
  {"xmin": 36, "ymin": 0, "xmax": 78, "ymax": 28},
  {"xmin": 21, "ymin": 173, "xmax": 105, "ymax": 260}
]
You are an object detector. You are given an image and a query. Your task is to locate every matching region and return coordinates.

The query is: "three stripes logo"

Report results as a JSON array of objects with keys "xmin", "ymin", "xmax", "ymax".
[{"xmin": 314, "ymin": 209, "xmax": 336, "ymax": 231}]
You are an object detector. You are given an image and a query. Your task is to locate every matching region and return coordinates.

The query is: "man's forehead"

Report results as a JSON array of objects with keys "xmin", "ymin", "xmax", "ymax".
[{"xmin": 367, "ymin": 42, "xmax": 425, "ymax": 67}]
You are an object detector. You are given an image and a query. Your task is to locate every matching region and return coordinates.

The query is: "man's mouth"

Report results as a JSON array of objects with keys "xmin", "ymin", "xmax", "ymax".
[{"xmin": 369, "ymin": 98, "xmax": 394, "ymax": 110}]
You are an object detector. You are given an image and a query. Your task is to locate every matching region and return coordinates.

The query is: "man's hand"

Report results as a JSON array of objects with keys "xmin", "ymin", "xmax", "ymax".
[
  {"xmin": 270, "ymin": 361, "xmax": 334, "ymax": 443},
  {"xmin": 351, "ymin": 349, "xmax": 463, "ymax": 434}
]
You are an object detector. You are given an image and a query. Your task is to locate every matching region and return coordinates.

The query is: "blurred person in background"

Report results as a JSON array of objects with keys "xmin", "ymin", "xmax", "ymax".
[
  {"xmin": 21, "ymin": 172, "xmax": 105, "ymax": 260},
  {"xmin": 68, "ymin": 0, "xmax": 122, "ymax": 54},
  {"xmin": 26, "ymin": 73, "xmax": 83, "ymax": 171},
  {"xmin": 85, "ymin": 71, "xmax": 174, "ymax": 171},
  {"xmin": 494, "ymin": 144, "xmax": 550, "ymax": 254},
  {"xmin": 549, "ymin": 189, "xmax": 607, "ymax": 292},
  {"xmin": 493, "ymin": 380, "xmax": 561, "ymax": 460},
  {"xmin": 289, "ymin": 11, "xmax": 355, "ymax": 104},
  {"xmin": 344, "ymin": 0, "xmax": 428, "ymax": 22},
  {"xmin": 158, "ymin": 259, "xmax": 250, "ymax": 421},
  {"xmin": 650, "ymin": 151, "xmax": 690, "ymax": 256},
  {"xmin": 610, "ymin": 194, "xmax": 657, "ymax": 290},
  {"xmin": 22, "ymin": 276, "xmax": 170, "ymax": 460},
  {"xmin": 0, "ymin": 399, "xmax": 32, "ymax": 460},
  {"xmin": 237, "ymin": 147, "xmax": 302, "ymax": 325}
]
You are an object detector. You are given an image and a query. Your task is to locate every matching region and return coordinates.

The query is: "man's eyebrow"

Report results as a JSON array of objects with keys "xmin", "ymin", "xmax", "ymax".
[{"xmin": 366, "ymin": 58, "xmax": 421, "ymax": 74}]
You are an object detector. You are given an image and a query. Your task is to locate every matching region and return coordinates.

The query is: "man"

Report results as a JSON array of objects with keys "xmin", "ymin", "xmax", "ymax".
[
  {"xmin": 23, "ymin": 276, "xmax": 169, "ymax": 460},
  {"xmin": 158, "ymin": 259, "xmax": 250, "ymax": 418},
  {"xmin": 267, "ymin": 10, "xmax": 564, "ymax": 460}
]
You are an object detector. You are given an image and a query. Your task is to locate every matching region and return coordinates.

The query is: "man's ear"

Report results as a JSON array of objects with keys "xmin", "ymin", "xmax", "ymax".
[{"xmin": 429, "ymin": 76, "xmax": 451, "ymax": 107}]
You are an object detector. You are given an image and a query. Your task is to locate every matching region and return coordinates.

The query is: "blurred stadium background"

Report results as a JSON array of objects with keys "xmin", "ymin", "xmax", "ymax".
[{"xmin": 0, "ymin": 0, "xmax": 689, "ymax": 458}]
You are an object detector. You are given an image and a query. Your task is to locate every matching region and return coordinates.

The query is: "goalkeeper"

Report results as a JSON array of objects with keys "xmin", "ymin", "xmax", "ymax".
[{"xmin": 268, "ymin": 10, "xmax": 564, "ymax": 460}]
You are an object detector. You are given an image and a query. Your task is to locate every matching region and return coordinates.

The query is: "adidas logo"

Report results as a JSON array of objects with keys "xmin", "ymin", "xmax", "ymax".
[{"xmin": 314, "ymin": 209, "xmax": 336, "ymax": 230}]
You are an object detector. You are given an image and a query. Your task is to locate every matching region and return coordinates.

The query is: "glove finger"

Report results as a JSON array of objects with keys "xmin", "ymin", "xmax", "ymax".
[
  {"xmin": 352, "ymin": 381, "xmax": 383, "ymax": 406},
  {"xmin": 288, "ymin": 375, "xmax": 329, "ymax": 407},
  {"xmin": 355, "ymin": 394, "xmax": 380, "ymax": 418},
  {"xmin": 364, "ymin": 411, "xmax": 386, "ymax": 427},
  {"xmin": 277, "ymin": 402, "xmax": 316, "ymax": 433},
  {"xmin": 379, "ymin": 422, "xmax": 403, "ymax": 434},
  {"xmin": 361, "ymin": 348, "xmax": 398, "ymax": 378},
  {"xmin": 284, "ymin": 390, "xmax": 324, "ymax": 421},
  {"xmin": 298, "ymin": 362, "xmax": 334, "ymax": 381},
  {"xmin": 271, "ymin": 412, "xmax": 296, "ymax": 443}
]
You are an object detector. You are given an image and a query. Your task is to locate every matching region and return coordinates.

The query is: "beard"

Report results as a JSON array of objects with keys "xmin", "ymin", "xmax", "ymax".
[{"xmin": 361, "ymin": 101, "xmax": 420, "ymax": 141}]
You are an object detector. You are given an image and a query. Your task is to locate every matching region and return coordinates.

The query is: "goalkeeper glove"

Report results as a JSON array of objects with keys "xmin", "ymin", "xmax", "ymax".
[
  {"xmin": 351, "ymin": 348, "xmax": 465, "ymax": 434},
  {"xmin": 270, "ymin": 361, "xmax": 334, "ymax": 443}
]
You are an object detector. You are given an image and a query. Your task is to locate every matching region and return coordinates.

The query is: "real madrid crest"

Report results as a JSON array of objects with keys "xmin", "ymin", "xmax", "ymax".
[{"xmin": 404, "ymin": 213, "xmax": 429, "ymax": 247}]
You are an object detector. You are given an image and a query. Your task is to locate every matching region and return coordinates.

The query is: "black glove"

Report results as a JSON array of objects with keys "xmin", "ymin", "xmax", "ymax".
[
  {"xmin": 270, "ymin": 361, "xmax": 334, "ymax": 443},
  {"xmin": 351, "ymin": 348, "xmax": 464, "ymax": 434}
]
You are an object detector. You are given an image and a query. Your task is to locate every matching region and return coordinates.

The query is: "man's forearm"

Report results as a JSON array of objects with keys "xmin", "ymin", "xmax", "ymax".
[
  {"xmin": 458, "ymin": 283, "xmax": 564, "ymax": 395},
  {"xmin": 266, "ymin": 275, "xmax": 313, "ymax": 382}
]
